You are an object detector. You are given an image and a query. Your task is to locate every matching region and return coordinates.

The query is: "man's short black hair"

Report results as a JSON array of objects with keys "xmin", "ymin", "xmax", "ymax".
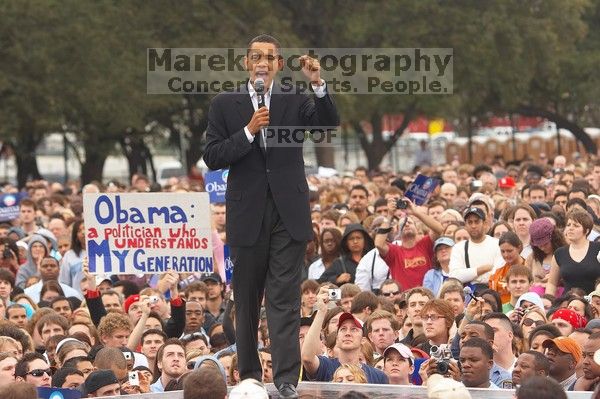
[
  {"xmin": 247, "ymin": 34, "xmax": 281, "ymax": 55},
  {"xmin": 349, "ymin": 184, "xmax": 369, "ymax": 197},
  {"xmin": 466, "ymin": 320, "xmax": 495, "ymax": 341},
  {"xmin": 461, "ymin": 337, "xmax": 493, "ymax": 360},
  {"xmin": 62, "ymin": 356, "xmax": 91, "ymax": 369},
  {"xmin": 481, "ymin": 312, "xmax": 513, "ymax": 333},
  {"xmin": 0, "ymin": 268, "xmax": 15, "ymax": 287},
  {"xmin": 523, "ymin": 350, "xmax": 550, "ymax": 375},
  {"xmin": 52, "ymin": 367, "xmax": 83, "ymax": 388}
]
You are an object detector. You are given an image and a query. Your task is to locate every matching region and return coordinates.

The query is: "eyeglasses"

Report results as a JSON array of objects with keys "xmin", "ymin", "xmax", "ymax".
[
  {"xmin": 187, "ymin": 361, "xmax": 196, "ymax": 370},
  {"xmin": 382, "ymin": 291, "xmax": 400, "ymax": 297},
  {"xmin": 26, "ymin": 368, "xmax": 54, "ymax": 377},
  {"xmin": 422, "ymin": 314, "xmax": 441, "ymax": 322},
  {"xmin": 522, "ymin": 318, "xmax": 544, "ymax": 327},
  {"xmin": 181, "ymin": 332, "xmax": 206, "ymax": 343}
]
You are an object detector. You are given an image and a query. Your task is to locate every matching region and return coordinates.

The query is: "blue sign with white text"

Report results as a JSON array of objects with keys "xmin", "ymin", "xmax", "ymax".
[
  {"xmin": 37, "ymin": 387, "xmax": 82, "ymax": 399},
  {"xmin": 405, "ymin": 174, "xmax": 439, "ymax": 206},
  {"xmin": 0, "ymin": 192, "xmax": 27, "ymax": 222},
  {"xmin": 204, "ymin": 169, "xmax": 228, "ymax": 204}
]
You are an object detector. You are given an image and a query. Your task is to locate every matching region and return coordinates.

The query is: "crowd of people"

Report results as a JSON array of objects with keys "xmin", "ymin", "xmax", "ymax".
[{"xmin": 2, "ymin": 154, "xmax": 600, "ymax": 398}]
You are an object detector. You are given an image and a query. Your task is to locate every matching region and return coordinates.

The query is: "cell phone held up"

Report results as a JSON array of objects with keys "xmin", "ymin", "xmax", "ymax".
[{"xmin": 128, "ymin": 371, "xmax": 140, "ymax": 387}]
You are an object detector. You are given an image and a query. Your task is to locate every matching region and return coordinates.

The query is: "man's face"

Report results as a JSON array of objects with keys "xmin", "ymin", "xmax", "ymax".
[
  {"xmin": 52, "ymin": 299, "xmax": 72, "ymax": 320},
  {"xmin": 7, "ymin": 307, "xmax": 27, "ymax": 328},
  {"xmin": 320, "ymin": 218, "xmax": 337, "ymax": 231},
  {"xmin": 39, "ymin": 258, "xmax": 60, "ymax": 281},
  {"xmin": 348, "ymin": 189, "xmax": 368, "ymax": 213},
  {"xmin": 0, "ymin": 279, "xmax": 12, "ymax": 299},
  {"xmin": 337, "ymin": 320, "xmax": 363, "ymax": 351},
  {"xmin": 459, "ymin": 346, "xmax": 492, "ymax": 387},
  {"xmin": 212, "ymin": 205, "xmax": 226, "ymax": 227},
  {"xmin": 75, "ymin": 360, "xmax": 94, "ymax": 380},
  {"xmin": 245, "ymin": 41, "xmax": 283, "ymax": 91},
  {"xmin": 407, "ymin": 293, "xmax": 429, "ymax": 324},
  {"xmin": 0, "ymin": 356, "xmax": 16, "ymax": 386},
  {"xmin": 158, "ymin": 344, "xmax": 185, "ymax": 378},
  {"xmin": 19, "ymin": 205, "xmax": 35, "ymax": 224},
  {"xmin": 512, "ymin": 353, "xmax": 540, "ymax": 386},
  {"xmin": 545, "ymin": 344, "xmax": 574, "ymax": 377},
  {"xmin": 185, "ymin": 301, "xmax": 205, "ymax": 333},
  {"xmin": 103, "ymin": 328, "xmax": 130, "ymax": 348},
  {"xmin": 41, "ymin": 323, "xmax": 65, "ymax": 345},
  {"xmin": 346, "ymin": 231, "xmax": 365, "ymax": 254},
  {"xmin": 204, "ymin": 280, "xmax": 223, "ymax": 300},
  {"xmin": 582, "ymin": 338, "xmax": 600, "ymax": 380},
  {"xmin": 507, "ymin": 274, "xmax": 531, "ymax": 300},
  {"xmin": 142, "ymin": 333, "xmax": 165, "ymax": 360},
  {"xmin": 186, "ymin": 290, "xmax": 207, "ymax": 308},
  {"xmin": 528, "ymin": 189, "xmax": 545, "ymax": 203},
  {"xmin": 441, "ymin": 186, "xmax": 457, "ymax": 203},
  {"xmin": 485, "ymin": 318, "xmax": 512, "ymax": 353},
  {"xmin": 442, "ymin": 291, "xmax": 464, "ymax": 316},
  {"xmin": 24, "ymin": 358, "xmax": 51, "ymax": 387},
  {"xmin": 368, "ymin": 318, "xmax": 398, "ymax": 352},
  {"xmin": 459, "ymin": 324, "xmax": 488, "ymax": 348},
  {"xmin": 260, "ymin": 351, "xmax": 273, "ymax": 384},
  {"xmin": 102, "ymin": 294, "xmax": 122, "ymax": 313},
  {"xmin": 48, "ymin": 219, "xmax": 67, "ymax": 239},
  {"xmin": 339, "ymin": 296, "xmax": 353, "ymax": 313},
  {"xmin": 0, "ymin": 246, "xmax": 18, "ymax": 272},
  {"xmin": 380, "ymin": 283, "xmax": 401, "ymax": 300},
  {"xmin": 144, "ymin": 317, "xmax": 162, "ymax": 331},
  {"xmin": 465, "ymin": 215, "xmax": 485, "ymax": 241},
  {"xmin": 513, "ymin": 209, "xmax": 533, "ymax": 236},
  {"xmin": 62, "ymin": 373, "xmax": 85, "ymax": 389},
  {"xmin": 422, "ymin": 309, "xmax": 448, "ymax": 341},
  {"xmin": 442, "ymin": 170, "xmax": 458, "ymax": 185},
  {"xmin": 93, "ymin": 383, "xmax": 121, "ymax": 397},
  {"xmin": 427, "ymin": 206, "xmax": 444, "ymax": 222}
]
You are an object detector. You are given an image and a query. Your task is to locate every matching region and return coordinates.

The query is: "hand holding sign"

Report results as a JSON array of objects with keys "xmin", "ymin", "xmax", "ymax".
[{"xmin": 82, "ymin": 257, "xmax": 97, "ymax": 291}]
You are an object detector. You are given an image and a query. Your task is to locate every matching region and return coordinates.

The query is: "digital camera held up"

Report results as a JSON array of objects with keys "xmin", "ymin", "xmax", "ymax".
[{"xmin": 430, "ymin": 344, "xmax": 453, "ymax": 374}]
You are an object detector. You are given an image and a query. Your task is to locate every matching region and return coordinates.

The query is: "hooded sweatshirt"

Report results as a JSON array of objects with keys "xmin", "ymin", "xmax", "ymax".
[
  {"xmin": 15, "ymin": 235, "xmax": 48, "ymax": 288},
  {"xmin": 318, "ymin": 223, "xmax": 374, "ymax": 284}
]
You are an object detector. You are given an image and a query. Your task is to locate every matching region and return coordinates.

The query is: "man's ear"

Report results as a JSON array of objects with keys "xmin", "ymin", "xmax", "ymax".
[
  {"xmin": 277, "ymin": 57, "xmax": 284, "ymax": 72},
  {"xmin": 15, "ymin": 376, "xmax": 24, "ymax": 382}
]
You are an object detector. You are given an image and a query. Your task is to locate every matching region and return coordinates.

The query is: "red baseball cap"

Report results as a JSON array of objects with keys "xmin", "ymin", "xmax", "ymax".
[
  {"xmin": 498, "ymin": 176, "xmax": 516, "ymax": 189},
  {"xmin": 337, "ymin": 312, "xmax": 363, "ymax": 329},
  {"xmin": 123, "ymin": 294, "xmax": 140, "ymax": 313}
]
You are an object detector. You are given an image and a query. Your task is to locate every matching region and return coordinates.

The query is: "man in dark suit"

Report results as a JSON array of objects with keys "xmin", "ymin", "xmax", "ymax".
[{"xmin": 203, "ymin": 34, "xmax": 339, "ymax": 398}]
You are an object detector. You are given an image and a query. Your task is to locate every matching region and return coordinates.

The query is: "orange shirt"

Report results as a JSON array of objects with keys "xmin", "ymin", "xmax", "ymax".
[{"xmin": 488, "ymin": 257, "xmax": 525, "ymax": 304}]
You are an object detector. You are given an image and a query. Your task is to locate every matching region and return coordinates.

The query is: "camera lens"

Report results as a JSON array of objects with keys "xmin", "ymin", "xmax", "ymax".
[{"xmin": 437, "ymin": 361, "xmax": 449, "ymax": 374}]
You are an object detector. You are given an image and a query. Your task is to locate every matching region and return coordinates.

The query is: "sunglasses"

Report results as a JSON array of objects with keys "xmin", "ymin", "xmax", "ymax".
[
  {"xmin": 382, "ymin": 291, "xmax": 400, "ymax": 297},
  {"xmin": 522, "ymin": 318, "xmax": 544, "ymax": 327},
  {"xmin": 27, "ymin": 368, "xmax": 54, "ymax": 377}
]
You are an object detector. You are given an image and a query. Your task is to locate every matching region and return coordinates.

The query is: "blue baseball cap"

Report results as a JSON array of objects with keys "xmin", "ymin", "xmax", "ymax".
[{"xmin": 434, "ymin": 237, "xmax": 455, "ymax": 251}]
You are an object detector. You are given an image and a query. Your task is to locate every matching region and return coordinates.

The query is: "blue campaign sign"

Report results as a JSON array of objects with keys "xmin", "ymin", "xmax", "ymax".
[
  {"xmin": 0, "ymin": 192, "xmax": 27, "ymax": 222},
  {"xmin": 405, "ymin": 174, "xmax": 439, "ymax": 206},
  {"xmin": 37, "ymin": 387, "xmax": 82, "ymax": 399},
  {"xmin": 204, "ymin": 169, "xmax": 228, "ymax": 204},
  {"xmin": 224, "ymin": 244, "xmax": 233, "ymax": 285}
]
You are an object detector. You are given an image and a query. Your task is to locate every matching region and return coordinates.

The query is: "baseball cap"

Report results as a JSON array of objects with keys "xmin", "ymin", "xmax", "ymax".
[
  {"xmin": 123, "ymin": 294, "xmax": 140, "ymax": 313},
  {"xmin": 200, "ymin": 273, "xmax": 222, "ymax": 284},
  {"xmin": 463, "ymin": 207, "xmax": 485, "ymax": 220},
  {"xmin": 498, "ymin": 176, "xmax": 516, "ymax": 189},
  {"xmin": 434, "ymin": 236, "xmax": 455, "ymax": 251},
  {"xmin": 427, "ymin": 374, "xmax": 472, "ymax": 399},
  {"xmin": 84, "ymin": 370, "xmax": 119, "ymax": 396},
  {"xmin": 94, "ymin": 274, "xmax": 112, "ymax": 287},
  {"xmin": 337, "ymin": 312, "xmax": 363, "ymax": 329},
  {"xmin": 529, "ymin": 218, "xmax": 554, "ymax": 247},
  {"xmin": 542, "ymin": 336, "xmax": 582, "ymax": 363},
  {"xmin": 383, "ymin": 343, "xmax": 414, "ymax": 366},
  {"xmin": 586, "ymin": 319, "xmax": 600, "ymax": 330},
  {"xmin": 229, "ymin": 378, "xmax": 269, "ymax": 399}
]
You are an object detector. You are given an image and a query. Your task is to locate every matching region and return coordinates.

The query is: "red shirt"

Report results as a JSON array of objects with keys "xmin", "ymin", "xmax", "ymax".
[{"xmin": 382, "ymin": 235, "xmax": 434, "ymax": 290}]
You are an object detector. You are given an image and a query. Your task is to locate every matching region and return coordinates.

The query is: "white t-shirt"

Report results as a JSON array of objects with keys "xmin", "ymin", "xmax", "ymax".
[{"xmin": 448, "ymin": 235, "xmax": 504, "ymax": 284}]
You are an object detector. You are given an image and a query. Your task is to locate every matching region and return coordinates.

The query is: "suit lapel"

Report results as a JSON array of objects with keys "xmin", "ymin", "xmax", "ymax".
[{"xmin": 266, "ymin": 83, "xmax": 289, "ymax": 156}]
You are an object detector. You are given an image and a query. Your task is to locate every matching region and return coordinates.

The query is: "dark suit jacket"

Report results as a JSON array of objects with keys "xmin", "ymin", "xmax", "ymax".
[{"xmin": 203, "ymin": 82, "xmax": 339, "ymax": 247}]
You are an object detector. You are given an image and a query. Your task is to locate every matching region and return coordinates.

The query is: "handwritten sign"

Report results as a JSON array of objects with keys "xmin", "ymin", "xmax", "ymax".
[
  {"xmin": 204, "ymin": 169, "xmax": 228, "ymax": 204},
  {"xmin": 0, "ymin": 192, "xmax": 27, "ymax": 222},
  {"xmin": 405, "ymin": 174, "xmax": 439, "ymax": 205},
  {"xmin": 83, "ymin": 193, "xmax": 213, "ymax": 275}
]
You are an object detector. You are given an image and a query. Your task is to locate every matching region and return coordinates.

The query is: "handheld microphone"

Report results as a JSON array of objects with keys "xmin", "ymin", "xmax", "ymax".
[
  {"xmin": 254, "ymin": 78, "xmax": 265, "ymax": 108},
  {"xmin": 463, "ymin": 286, "xmax": 479, "ymax": 303}
]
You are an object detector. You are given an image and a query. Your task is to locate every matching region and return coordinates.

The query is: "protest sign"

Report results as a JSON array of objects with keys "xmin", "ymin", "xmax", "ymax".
[
  {"xmin": 204, "ymin": 169, "xmax": 228, "ymax": 204},
  {"xmin": 84, "ymin": 193, "xmax": 213, "ymax": 275},
  {"xmin": 0, "ymin": 192, "xmax": 27, "ymax": 222},
  {"xmin": 405, "ymin": 174, "xmax": 439, "ymax": 205},
  {"xmin": 37, "ymin": 387, "xmax": 82, "ymax": 399}
]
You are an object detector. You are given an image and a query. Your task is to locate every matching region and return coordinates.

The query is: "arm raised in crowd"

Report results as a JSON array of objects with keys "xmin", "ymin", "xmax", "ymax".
[
  {"xmin": 127, "ymin": 298, "xmax": 151, "ymax": 350},
  {"xmin": 402, "ymin": 197, "xmax": 444, "ymax": 238},
  {"xmin": 301, "ymin": 286, "xmax": 329, "ymax": 376},
  {"xmin": 160, "ymin": 272, "xmax": 187, "ymax": 338},
  {"xmin": 82, "ymin": 258, "xmax": 107, "ymax": 327}
]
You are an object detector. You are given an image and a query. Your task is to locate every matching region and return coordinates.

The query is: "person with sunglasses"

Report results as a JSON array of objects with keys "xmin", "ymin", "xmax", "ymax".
[
  {"xmin": 14, "ymin": 352, "xmax": 52, "ymax": 388},
  {"xmin": 519, "ymin": 307, "xmax": 547, "ymax": 342}
]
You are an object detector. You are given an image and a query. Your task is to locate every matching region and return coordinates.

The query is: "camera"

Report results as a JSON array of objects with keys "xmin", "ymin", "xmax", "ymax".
[
  {"xmin": 430, "ymin": 344, "xmax": 452, "ymax": 374},
  {"xmin": 328, "ymin": 289, "xmax": 341, "ymax": 301},
  {"xmin": 149, "ymin": 296, "xmax": 160, "ymax": 304},
  {"xmin": 396, "ymin": 199, "xmax": 408, "ymax": 209}
]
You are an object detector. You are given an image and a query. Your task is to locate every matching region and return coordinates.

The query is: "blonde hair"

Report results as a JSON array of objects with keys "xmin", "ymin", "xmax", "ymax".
[
  {"xmin": 333, "ymin": 363, "xmax": 367, "ymax": 384},
  {"xmin": 56, "ymin": 340, "xmax": 91, "ymax": 367},
  {"xmin": 0, "ymin": 336, "xmax": 19, "ymax": 354},
  {"xmin": 97, "ymin": 312, "xmax": 131, "ymax": 339}
]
